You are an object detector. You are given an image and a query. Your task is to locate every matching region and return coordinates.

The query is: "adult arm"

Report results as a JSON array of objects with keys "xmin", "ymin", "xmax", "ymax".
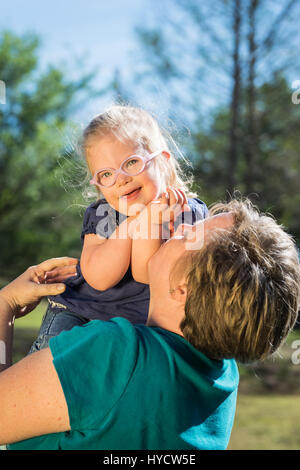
[
  {"xmin": 0, "ymin": 258, "xmax": 77, "ymax": 444},
  {"xmin": 0, "ymin": 346, "xmax": 70, "ymax": 444}
]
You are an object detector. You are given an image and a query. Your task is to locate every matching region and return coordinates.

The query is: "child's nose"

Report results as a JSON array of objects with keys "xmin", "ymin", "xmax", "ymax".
[{"xmin": 115, "ymin": 172, "xmax": 132, "ymax": 186}]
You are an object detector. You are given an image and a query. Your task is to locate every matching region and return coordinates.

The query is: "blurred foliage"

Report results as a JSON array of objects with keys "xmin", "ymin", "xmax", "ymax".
[
  {"xmin": 191, "ymin": 74, "xmax": 300, "ymax": 245},
  {"xmin": 0, "ymin": 31, "xmax": 97, "ymax": 279},
  {"xmin": 133, "ymin": 0, "xmax": 300, "ymax": 246},
  {"xmin": 1, "ymin": 1, "xmax": 300, "ymax": 281}
]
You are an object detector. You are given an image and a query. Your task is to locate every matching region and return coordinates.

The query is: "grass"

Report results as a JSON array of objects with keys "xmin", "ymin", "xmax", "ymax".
[
  {"xmin": 14, "ymin": 301, "xmax": 47, "ymax": 330},
  {"xmin": 229, "ymin": 330, "xmax": 300, "ymax": 449},
  {"xmin": 12, "ymin": 301, "xmax": 46, "ymax": 362},
  {"xmin": 228, "ymin": 394, "xmax": 300, "ymax": 450},
  {"xmin": 12, "ymin": 304, "xmax": 300, "ymax": 450}
]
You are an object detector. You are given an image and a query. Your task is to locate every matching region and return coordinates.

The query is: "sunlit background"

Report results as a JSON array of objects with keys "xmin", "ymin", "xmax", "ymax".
[
  {"xmin": 0, "ymin": 0, "xmax": 147, "ymax": 118},
  {"xmin": 1, "ymin": 0, "xmax": 300, "ymax": 450}
]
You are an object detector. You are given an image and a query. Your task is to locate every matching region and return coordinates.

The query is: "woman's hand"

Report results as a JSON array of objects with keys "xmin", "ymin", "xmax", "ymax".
[{"xmin": 0, "ymin": 257, "xmax": 78, "ymax": 318}]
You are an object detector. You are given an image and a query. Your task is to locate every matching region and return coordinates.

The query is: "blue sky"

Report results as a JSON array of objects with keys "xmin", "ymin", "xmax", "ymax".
[{"xmin": 0, "ymin": 0, "xmax": 152, "ymax": 122}]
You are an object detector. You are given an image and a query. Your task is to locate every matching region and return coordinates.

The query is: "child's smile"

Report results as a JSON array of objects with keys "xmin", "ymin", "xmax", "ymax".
[{"xmin": 119, "ymin": 187, "xmax": 142, "ymax": 201}]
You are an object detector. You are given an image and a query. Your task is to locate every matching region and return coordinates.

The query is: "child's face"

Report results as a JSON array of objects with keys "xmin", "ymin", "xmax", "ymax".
[{"xmin": 86, "ymin": 134, "xmax": 163, "ymax": 215}]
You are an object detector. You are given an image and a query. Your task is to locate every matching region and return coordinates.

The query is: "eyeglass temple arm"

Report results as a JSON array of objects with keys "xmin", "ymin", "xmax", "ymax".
[{"xmin": 147, "ymin": 149, "xmax": 165, "ymax": 161}]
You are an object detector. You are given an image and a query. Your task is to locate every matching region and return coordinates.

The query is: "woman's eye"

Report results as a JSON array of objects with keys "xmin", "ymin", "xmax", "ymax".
[{"xmin": 102, "ymin": 171, "xmax": 112, "ymax": 178}]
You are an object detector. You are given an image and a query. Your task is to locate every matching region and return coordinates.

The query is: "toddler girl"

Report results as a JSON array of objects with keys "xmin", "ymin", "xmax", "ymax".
[{"xmin": 29, "ymin": 105, "xmax": 208, "ymax": 352}]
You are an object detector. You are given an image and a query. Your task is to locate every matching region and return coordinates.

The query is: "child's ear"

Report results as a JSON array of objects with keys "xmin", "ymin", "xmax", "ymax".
[{"xmin": 162, "ymin": 151, "xmax": 171, "ymax": 160}]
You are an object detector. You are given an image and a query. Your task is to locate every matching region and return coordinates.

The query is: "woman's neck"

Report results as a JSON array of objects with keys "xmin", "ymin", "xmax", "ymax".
[{"xmin": 146, "ymin": 295, "xmax": 184, "ymax": 337}]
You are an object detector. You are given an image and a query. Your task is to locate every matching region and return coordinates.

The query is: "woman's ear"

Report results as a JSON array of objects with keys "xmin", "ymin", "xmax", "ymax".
[{"xmin": 169, "ymin": 283, "xmax": 187, "ymax": 304}]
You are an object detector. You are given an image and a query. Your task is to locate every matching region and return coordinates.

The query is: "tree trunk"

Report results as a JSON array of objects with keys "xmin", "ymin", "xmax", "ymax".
[
  {"xmin": 244, "ymin": 0, "xmax": 259, "ymax": 195},
  {"xmin": 227, "ymin": 0, "xmax": 241, "ymax": 198}
]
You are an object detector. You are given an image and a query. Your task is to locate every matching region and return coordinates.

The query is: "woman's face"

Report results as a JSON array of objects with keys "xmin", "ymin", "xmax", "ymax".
[
  {"xmin": 148, "ymin": 213, "xmax": 235, "ymax": 295},
  {"xmin": 86, "ymin": 134, "xmax": 163, "ymax": 215}
]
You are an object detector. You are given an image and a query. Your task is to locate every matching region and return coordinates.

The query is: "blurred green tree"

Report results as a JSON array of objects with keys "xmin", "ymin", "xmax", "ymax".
[
  {"xmin": 0, "ymin": 31, "xmax": 97, "ymax": 279},
  {"xmin": 133, "ymin": 0, "xmax": 300, "ymax": 245},
  {"xmin": 191, "ymin": 74, "xmax": 300, "ymax": 244}
]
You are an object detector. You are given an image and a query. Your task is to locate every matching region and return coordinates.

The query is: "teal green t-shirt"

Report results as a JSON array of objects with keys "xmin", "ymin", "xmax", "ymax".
[{"xmin": 9, "ymin": 318, "xmax": 239, "ymax": 450}]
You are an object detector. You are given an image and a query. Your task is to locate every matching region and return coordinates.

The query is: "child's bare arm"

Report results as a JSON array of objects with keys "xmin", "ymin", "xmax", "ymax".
[
  {"xmin": 130, "ymin": 207, "xmax": 164, "ymax": 285},
  {"xmin": 80, "ymin": 216, "xmax": 135, "ymax": 291},
  {"xmin": 131, "ymin": 188, "xmax": 189, "ymax": 284}
]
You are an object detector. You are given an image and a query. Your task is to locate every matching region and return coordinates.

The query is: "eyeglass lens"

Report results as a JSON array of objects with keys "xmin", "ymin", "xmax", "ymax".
[{"xmin": 97, "ymin": 156, "xmax": 144, "ymax": 187}]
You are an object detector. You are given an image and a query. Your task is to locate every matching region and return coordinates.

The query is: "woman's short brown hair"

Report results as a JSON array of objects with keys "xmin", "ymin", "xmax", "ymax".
[{"xmin": 180, "ymin": 199, "xmax": 300, "ymax": 364}]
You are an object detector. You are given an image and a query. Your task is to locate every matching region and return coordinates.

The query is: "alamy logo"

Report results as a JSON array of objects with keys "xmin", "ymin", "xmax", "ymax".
[
  {"xmin": 95, "ymin": 201, "xmax": 205, "ymax": 250},
  {"xmin": 0, "ymin": 340, "xmax": 6, "ymax": 365},
  {"xmin": 0, "ymin": 80, "xmax": 5, "ymax": 104},
  {"xmin": 291, "ymin": 80, "xmax": 300, "ymax": 104},
  {"xmin": 291, "ymin": 340, "xmax": 300, "ymax": 365}
]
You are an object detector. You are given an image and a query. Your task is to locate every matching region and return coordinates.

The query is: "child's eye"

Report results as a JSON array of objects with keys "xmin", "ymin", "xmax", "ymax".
[
  {"xmin": 99, "ymin": 171, "xmax": 113, "ymax": 179},
  {"xmin": 126, "ymin": 159, "xmax": 138, "ymax": 168},
  {"xmin": 97, "ymin": 170, "xmax": 113, "ymax": 185},
  {"xmin": 123, "ymin": 158, "xmax": 144, "ymax": 175},
  {"xmin": 102, "ymin": 171, "xmax": 112, "ymax": 178}
]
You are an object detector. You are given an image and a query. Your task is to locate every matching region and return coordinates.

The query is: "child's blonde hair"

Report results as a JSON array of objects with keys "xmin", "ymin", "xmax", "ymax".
[{"xmin": 81, "ymin": 104, "xmax": 198, "ymax": 198}]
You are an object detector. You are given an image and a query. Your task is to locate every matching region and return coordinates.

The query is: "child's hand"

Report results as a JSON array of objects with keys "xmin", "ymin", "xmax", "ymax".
[
  {"xmin": 129, "ymin": 187, "xmax": 190, "ymax": 241},
  {"xmin": 149, "ymin": 187, "xmax": 191, "ymax": 236}
]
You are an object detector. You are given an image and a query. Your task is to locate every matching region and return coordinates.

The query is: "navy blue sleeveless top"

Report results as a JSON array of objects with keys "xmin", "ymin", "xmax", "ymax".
[{"xmin": 48, "ymin": 197, "xmax": 208, "ymax": 323}]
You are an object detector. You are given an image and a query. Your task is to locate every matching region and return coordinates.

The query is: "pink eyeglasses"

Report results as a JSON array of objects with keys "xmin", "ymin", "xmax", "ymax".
[{"xmin": 90, "ymin": 149, "xmax": 164, "ymax": 188}]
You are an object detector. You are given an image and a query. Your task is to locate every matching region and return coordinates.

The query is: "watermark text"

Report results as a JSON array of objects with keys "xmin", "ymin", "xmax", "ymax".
[
  {"xmin": 291, "ymin": 340, "xmax": 300, "ymax": 365},
  {"xmin": 291, "ymin": 80, "xmax": 300, "ymax": 104},
  {"xmin": 0, "ymin": 340, "xmax": 6, "ymax": 365},
  {"xmin": 0, "ymin": 80, "xmax": 5, "ymax": 105},
  {"xmin": 95, "ymin": 201, "xmax": 205, "ymax": 250}
]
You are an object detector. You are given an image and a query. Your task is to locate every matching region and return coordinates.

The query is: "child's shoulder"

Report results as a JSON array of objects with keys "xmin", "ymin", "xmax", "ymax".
[
  {"xmin": 83, "ymin": 198, "xmax": 117, "ymax": 219},
  {"xmin": 81, "ymin": 198, "xmax": 124, "ymax": 241},
  {"xmin": 173, "ymin": 197, "xmax": 208, "ymax": 231},
  {"xmin": 85, "ymin": 198, "xmax": 111, "ymax": 212},
  {"xmin": 187, "ymin": 197, "xmax": 209, "ymax": 219}
]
